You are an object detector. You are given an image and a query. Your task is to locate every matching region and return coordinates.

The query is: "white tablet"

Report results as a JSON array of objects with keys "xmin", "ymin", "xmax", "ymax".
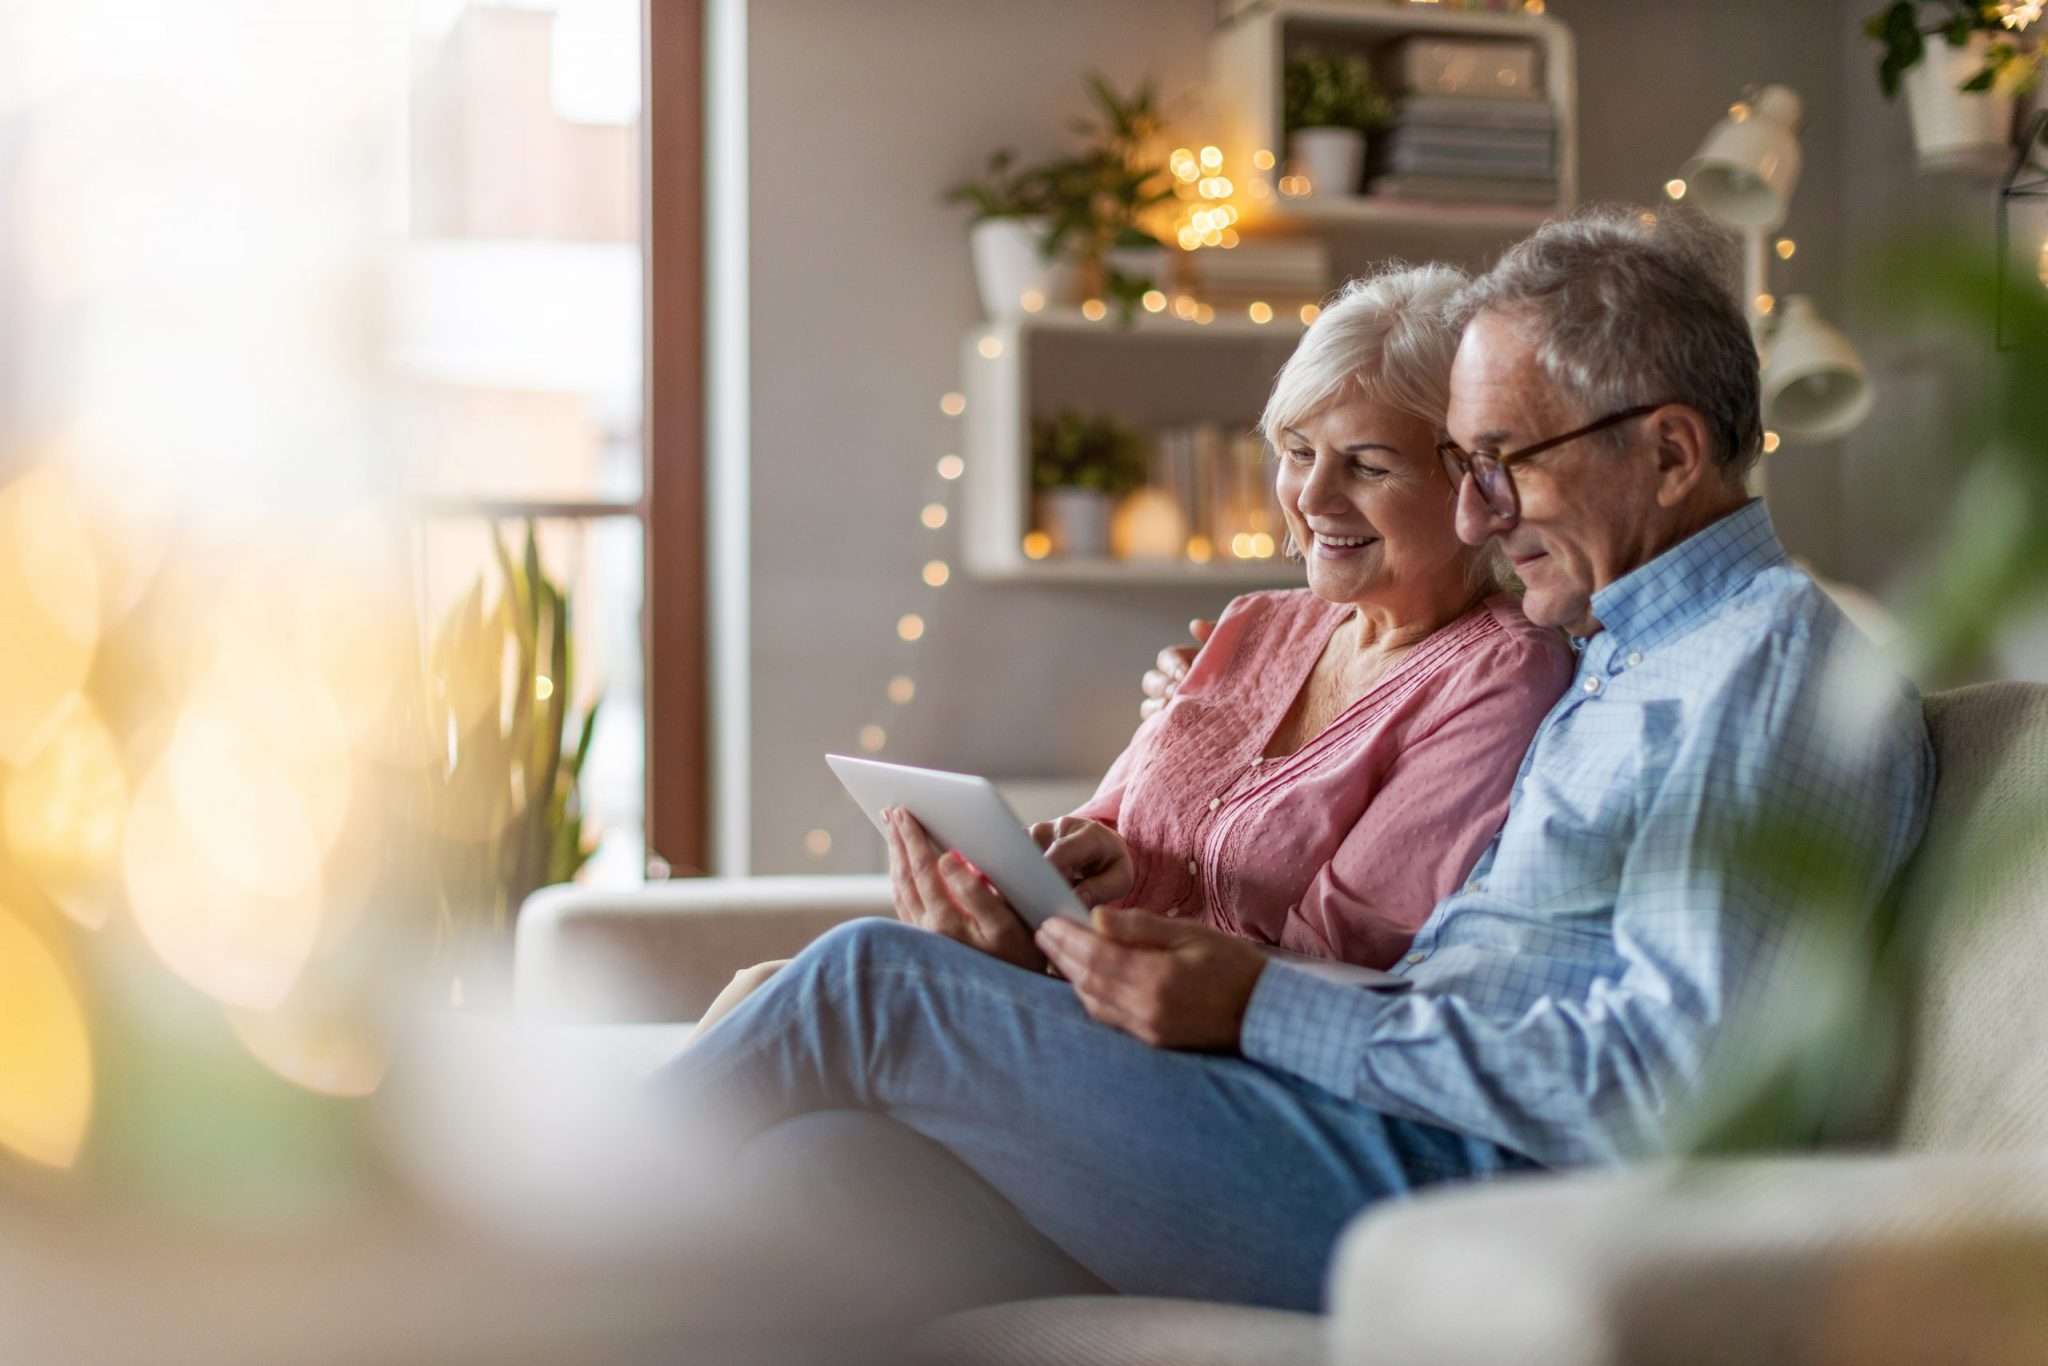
[
  {"xmin": 826, "ymin": 754, "xmax": 1412, "ymax": 993},
  {"xmin": 826, "ymin": 755, "xmax": 1090, "ymax": 931}
]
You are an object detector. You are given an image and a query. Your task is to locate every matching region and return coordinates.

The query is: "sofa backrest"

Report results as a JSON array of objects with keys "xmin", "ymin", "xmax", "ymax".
[{"xmin": 1890, "ymin": 682, "xmax": 2048, "ymax": 1152}]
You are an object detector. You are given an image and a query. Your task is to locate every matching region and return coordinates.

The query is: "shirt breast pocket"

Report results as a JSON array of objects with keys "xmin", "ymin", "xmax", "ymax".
[{"xmin": 1518, "ymin": 697, "xmax": 1680, "ymax": 908}]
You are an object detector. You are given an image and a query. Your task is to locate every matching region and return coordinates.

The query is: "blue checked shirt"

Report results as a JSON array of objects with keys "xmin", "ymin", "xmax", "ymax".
[{"xmin": 1240, "ymin": 500, "xmax": 1934, "ymax": 1168}]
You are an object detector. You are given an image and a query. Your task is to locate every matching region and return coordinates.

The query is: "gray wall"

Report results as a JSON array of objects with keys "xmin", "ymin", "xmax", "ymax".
[{"xmin": 740, "ymin": 0, "xmax": 1998, "ymax": 874}]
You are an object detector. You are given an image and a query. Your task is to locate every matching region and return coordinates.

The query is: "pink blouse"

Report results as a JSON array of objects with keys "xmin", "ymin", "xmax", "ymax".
[{"xmin": 1071, "ymin": 590, "xmax": 1572, "ymax": 969}]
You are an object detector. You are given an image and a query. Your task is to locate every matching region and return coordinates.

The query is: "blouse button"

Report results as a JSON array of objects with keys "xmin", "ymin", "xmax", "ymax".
[
  {"xmin": 1405, "ymin": 952, "xmax": 1426, "ymax": 965},
  {"xmin": 1626, "ymin": 651, "xmax": 1644, "ymax": 668},
  {"xmin": 1582, "ymin": 676, "xmax": 1603, "ymax": 695},
  {"xmin": 1186, "ymin": 859, "xmax": 1199, "ymax": 876},
  {"xmin": 1208, "ymin": 797, "xmax": 1220, "ymax": 812}
]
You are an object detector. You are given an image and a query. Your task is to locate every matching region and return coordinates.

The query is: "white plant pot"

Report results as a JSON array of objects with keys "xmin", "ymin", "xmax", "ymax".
[
  {"xmin": 1037, "ymin": 488, "xmax": 1114, "ymax": 559},
  {"xmin": 1902, "ymin": 32, "xmax": 2016, "ymax": 174},
  {"xmin": 970, "ymin": 216, "xmax": 1079, "ymax": 319},
  {"xmin": 1289, "ymin": 127, "xmax": 1367, "ymax": 198}
]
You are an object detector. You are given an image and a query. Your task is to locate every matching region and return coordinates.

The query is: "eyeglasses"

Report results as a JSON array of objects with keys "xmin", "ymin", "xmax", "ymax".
[{"xmin": 1437, "ymin": 402, "xmax": 1676, "ymax": 521}]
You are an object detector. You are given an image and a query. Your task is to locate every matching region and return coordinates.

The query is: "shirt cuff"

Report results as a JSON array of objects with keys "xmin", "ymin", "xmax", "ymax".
[{"xmin": 1239, "ymin": 961, "xmax": 1397, "ymax": 1099}]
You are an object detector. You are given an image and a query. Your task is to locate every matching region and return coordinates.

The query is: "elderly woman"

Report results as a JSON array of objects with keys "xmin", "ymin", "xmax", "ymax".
[{"xmin": 698, "ymin": 264, "xmax": 1570, "ymax": 1031}]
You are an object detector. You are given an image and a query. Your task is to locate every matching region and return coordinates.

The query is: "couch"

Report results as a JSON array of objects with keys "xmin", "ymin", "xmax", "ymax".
[{"xmin": 514, "ymin": 682, "xmax": 2048, "ymax": 1364}]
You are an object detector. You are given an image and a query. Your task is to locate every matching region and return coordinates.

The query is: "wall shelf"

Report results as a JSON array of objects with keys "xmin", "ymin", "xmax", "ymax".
[
  {"xmin": 1212, "ymin": 2, "xmax": 1578, "ymax": 233},
  {"xmin": 959, "ymin": 314, "xmax": 1304, "ymax": 586}
]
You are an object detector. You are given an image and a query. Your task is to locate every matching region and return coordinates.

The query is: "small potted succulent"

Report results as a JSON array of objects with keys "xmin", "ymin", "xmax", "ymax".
[
  {"xmin": 1864, "ymin": 1, "xmax": 2041, "ymax": 171},
  {"xmin": 1283, "ymin": 48, "xmax": 1394, "ymax": 198},
  {"xmin": 1031, "ymin": 410, "xmax": 1148, "ymax": 559}
]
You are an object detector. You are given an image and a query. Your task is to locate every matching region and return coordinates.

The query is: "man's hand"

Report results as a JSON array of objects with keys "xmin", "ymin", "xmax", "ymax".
[
  {"xmin": 1028, "ymin": 815, "xmax": 1135, "ymax": 909},
  {"xmin": 1139, "ymin": 617, "xmax": 1215, "ymax": 721},
  {"xmin": 884, "ymin": 807, "xmax": 1047, "ymax": 971},
  {"xmin": 1034, "ymin": 907, "xmax": 1267, "ymax": 1051}
]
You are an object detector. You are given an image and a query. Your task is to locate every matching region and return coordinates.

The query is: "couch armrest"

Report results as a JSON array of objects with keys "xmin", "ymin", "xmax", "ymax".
[
  {"xmin": 1329, "ymin": 1152, "xmax": 2048, "ymax": 1366},
  {"xmin": 514, "ymin": 876, "xmax": 891, "ymax": 1021}
]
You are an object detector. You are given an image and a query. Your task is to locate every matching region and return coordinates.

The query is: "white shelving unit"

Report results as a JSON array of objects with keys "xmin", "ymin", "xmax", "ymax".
[
  {"xmin": 960, "ymin": 309, "xmax": 1306, "ymax": 586},
  {"xmin": 1212, "ymin": 2, "xmax": 1578, "ymax": 231}
]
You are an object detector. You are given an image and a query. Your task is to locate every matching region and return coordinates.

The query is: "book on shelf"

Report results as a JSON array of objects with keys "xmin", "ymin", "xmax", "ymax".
[
  {"xmin": 1150, "ymin": 422, "xmax": 1282, "ymax": 560},
  {"xmin": 1367, "ymin": 175, "xmax": 1558, "ymax": 205}
]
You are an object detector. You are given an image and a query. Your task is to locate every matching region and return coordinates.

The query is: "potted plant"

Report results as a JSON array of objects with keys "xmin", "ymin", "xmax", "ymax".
[
  {"xmin": 1035, "ymin": 74, "xmax": 1179, "ymax": 320},
  {"xmin": 1283, "ymin": 48, "xmax": 1394, "ymax": 198},
  {"xmin": 1031, "ymin": 410, "xmax": 1148, "ymax": 559},
  {"xmin": 1864, "ymin": 1, "xmax": 2042, "ymax": 170},
  {"xmin": 945, "ymin": 149, "xmax": 1077, "ymax": 319}
]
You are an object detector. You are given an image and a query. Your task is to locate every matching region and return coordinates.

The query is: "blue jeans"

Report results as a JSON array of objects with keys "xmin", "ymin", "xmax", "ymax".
[{"xmin": 657, "ymin": 919, "xmax": 1531, "ymax": 1312}]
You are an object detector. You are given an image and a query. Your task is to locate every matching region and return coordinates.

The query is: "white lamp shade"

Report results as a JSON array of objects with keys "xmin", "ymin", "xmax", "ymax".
[
  {"xmin": 1762, "ymin": 295, "xmax": 1873, "ymax": 441},
  {"xmin": 1681, "ymin": 85, "xmax": 1803, "ymax": 231}
]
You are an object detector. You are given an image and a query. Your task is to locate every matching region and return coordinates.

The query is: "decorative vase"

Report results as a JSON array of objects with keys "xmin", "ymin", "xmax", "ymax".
[
  {"xmin": 1902, "ymin": 33, "xmax": 2016, "ymax": 175},
  {"xmin": 1037, "ymin": 488, "xmax": 1114, "ymax": 559},
  {"xmin": 1289, "ymin": 127, "xmax": 1367, "ymax": 198},
  {"xmin": 970, "ymin": 216, "xmax": 1080, "ymax": 319}
]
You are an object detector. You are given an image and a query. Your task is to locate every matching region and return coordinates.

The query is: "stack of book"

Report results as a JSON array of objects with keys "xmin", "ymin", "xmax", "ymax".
[
  {"xmin": 1177, "ymin": 239, "xmax": 1328, "ymax": 317},
  {"xmin": 1150, "ymin": 422, "xmax": 1282, "ymax": 560},
  {"xmin": 1369, "ymin": 37, "xmax": 1558, "ymax": 206}
]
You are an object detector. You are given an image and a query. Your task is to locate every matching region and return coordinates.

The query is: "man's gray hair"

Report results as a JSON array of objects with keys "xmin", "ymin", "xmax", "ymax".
[{"xmin": 1452, "ymin": 205, "xmax": 1763, "ymax": 480}]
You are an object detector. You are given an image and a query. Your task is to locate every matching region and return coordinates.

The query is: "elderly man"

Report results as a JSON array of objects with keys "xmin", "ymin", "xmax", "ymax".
[{"xmin": 659, "ymin": 207, "xmax": 1933, "ymax": 1316}]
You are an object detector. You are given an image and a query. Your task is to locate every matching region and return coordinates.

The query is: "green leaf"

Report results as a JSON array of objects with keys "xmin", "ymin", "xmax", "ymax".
[{"xmin": 1961, "ymin": 66, "xmax": 1996, "ymax": 91}]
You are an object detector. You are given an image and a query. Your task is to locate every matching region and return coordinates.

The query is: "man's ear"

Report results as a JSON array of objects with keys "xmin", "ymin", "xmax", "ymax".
[{"xmin": 1648, "ymin": 404, "xmax": 1715, "ymax": 509}]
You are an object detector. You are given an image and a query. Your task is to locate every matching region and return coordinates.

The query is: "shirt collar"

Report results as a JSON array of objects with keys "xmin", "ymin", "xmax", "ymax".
[{"xmin": 1585, "ymin": 499, "xmax": 1787, "ymax": 658}]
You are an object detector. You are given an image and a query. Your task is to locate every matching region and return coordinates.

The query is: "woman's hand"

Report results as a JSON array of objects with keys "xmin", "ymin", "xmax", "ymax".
[
  {"xmin": 1139, "ymin": 617, "xmax": 1215, "ymax": 721},
  {"xmin": 1035, "ymin": 908, "xmax": 1267, "ymax": 1052},
  {"xmin": 884, "ymin": 807, "xmax": 1047, "ymax": 971},
  {"xmin": 1029, "ymin": 816, "xmax": 1136, "ymax": 910}
]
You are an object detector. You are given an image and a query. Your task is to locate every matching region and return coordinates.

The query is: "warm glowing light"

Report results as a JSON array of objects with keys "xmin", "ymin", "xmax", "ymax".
[
  {"xmin": 858, "ymin": 724, "xmax": 887, "ymax": 753},
  {"xmin": 1219, "ymin": 228, "xmax": 1240, "ymax": 248},
  {"xmin": 1186, "ymin": 535, "xmax": 1214, "ymax": 564},
  {"xmin": 896, "ymin": 613, "xmax": 926, "ymax": 642},
  {"xmin": 977, "ymin": 335, "xmax": 1004, "ymax": 359},
  {"xmin": 1729, "ymin": 102, "xmax": 1751, "ymax": 123},
  {"xmin": 1525, "ymin": 0, "xmax": 1545, "ymax": 11},
  {"xmin": 1997, "ymin": 1, "xmax": 2044, "ymax": 31},
  {"xmin": 922, "ymin": 559, "xmax": 951, "ymax": 587},
  {"xmin": 1249, "ymin": 532, "xmax": 1276, "ymax": 559},
  {"xmin": 936, "ymin": 454, "xmax": 965, "ymax": 480},
  {"xmin": 1248, "ymin": 301, "xmax": 1274, "ymax": 324},
  {"xmin": 228, "ymin": 1000, "xmax": 385, "ymax": 1099},
  {"xmin": 534, "ymin": 674, "xmax": 555, "ymax": 702},
  {"xmin": 1080, "ymin": 298, "xmax": 1108, "ymax": 321},
  {"xmin": 1170, "ymin": 147, "xmax": 1199, "ymax": 181},
  {"xmin": 1665, "ymin": 178, "xmax": 1688, "ymax": 200},
  {"xmin": 123, "ymin": 748, "xmax": 327, "ymax": 1010},
  {"xmin": 1775, "ymin": 237, "xmax": 1797, "ymax": 260},
  {"xmin": 1199, "ymin": 145, "xmax": 1223, "ymax": 172},
  {"xmin": 1019, "ymin": 288, "xmax": 1046, "ymax": 313},
  {"xmin": 1299, "ymin": 304, "xmax": 1322, "ymax": 325},
  {"xmin": 1195, "ymin": 303, "xmax": 1216, "ymax": 325},
  {"xmin": 804, "ymin": 829, "xmax": 832, "ymax": 857},
  {"xmin": 1172, "ymin": 295, "xmax": 1199, "ymax": 321},
  {"xmin": 1763, "ymin": 430, "xmax": 1782, "ymax": 454},
  {"xmin": 921, "ymin": 502, "xmax": 948, "ymax": 529},
  {"xmin": 1201, "ymin": 228, "xmax": 1223, "ymax": 248},
  {"xmin": 1278, "ymin": 175, "xmax": 1311, "ymax": 198},
  {"xmin": 1230, "ymin": 532, "xmax": 1254, "ymax": 558},
  {"xmin": 940, "ymin": 391, "xmax": 967, "ymax": 416},
  {"xmin": 0, "ymin": 468, "xmax": 102, "ymax": 766},
  {"xmin": 886, "ymin": 675, "xmax": 916, "ymax": 705},
  {"xmin": 1638, "ymin": 211, "xmax": 1659, "ymax": 229},
  {"xmin": 1021, "ymin": 531, "xmax": 1052, "ymax": 560},
  {"xmin": 1755, "ymin": 293, "xmax": 1776, "ymax": 315},
  {"xmin": 1177, "ymin": 225, "xmax": 1202, "ymax": 251},
  {"xmin": 3, "ymin": 700, "xmax": 126, "ymax": 929},
  {"xmin": 0, "ymin": 909, "xmax": 93, "ymax": 1170},
  {"xmin": 2038, "ymin": 237, "xmax": 2048, "ymax": 288},
  {"xmin": 1252, "ymin": 148, "xmax": 1276, "ymax": 170},
  {"xmin": 1141, "ymin": 289, "xmax": 1167, "ymax": 313}
]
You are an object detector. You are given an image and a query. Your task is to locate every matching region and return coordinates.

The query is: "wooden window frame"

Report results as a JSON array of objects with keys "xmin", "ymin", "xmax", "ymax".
[{"xmin": 645, "ymin": 0, "xmax": 708, "ymax": 874}]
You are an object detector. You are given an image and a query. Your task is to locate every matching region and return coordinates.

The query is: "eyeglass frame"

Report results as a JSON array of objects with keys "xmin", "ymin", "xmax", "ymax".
[{"xmin": 1436, "ymin": 401, "xmax": 1684, "ymax": 520}]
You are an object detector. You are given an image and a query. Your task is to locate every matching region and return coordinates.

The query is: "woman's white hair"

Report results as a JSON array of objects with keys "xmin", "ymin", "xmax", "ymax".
[{"xmin": 1258, "ymin": 261, "xmax": 1468, "ymax": 456}]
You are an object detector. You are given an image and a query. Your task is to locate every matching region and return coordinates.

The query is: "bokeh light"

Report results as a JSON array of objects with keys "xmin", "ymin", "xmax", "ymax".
[
  {"xmin": 0, "ymin": 907, "xmax": 94, "ymax": 1170},
  {"xmin": 0, "ymin": 467, "xmax": 103, "ymax": 766},
  {"xmin": 3, "ymin": 698, "xmax": 128, "ymax": 929}
]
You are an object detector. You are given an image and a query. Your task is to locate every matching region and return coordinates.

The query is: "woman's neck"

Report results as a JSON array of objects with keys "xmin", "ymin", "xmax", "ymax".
[{"xmin": 1346, "ymin": 580, "xmax": 1487, "ymax": 655}]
